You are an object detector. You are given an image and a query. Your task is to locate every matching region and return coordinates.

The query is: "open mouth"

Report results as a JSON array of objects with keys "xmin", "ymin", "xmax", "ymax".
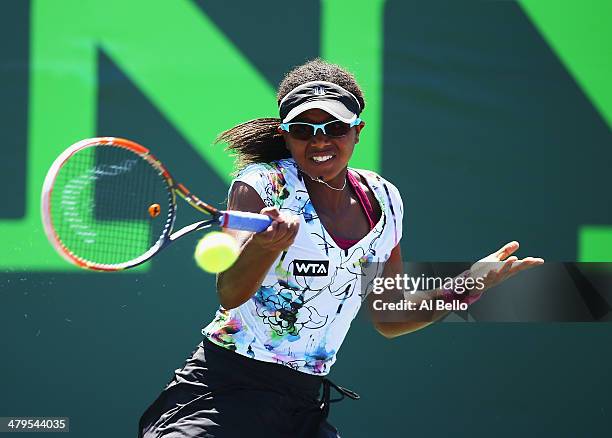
[{"xmin": 310, "ymin": 154, "xmax": 335, "ymax": 164}]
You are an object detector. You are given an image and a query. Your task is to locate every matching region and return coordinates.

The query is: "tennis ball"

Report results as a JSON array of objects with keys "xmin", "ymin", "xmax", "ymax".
[{"xmin": 194, "ymin": 231, "xmax": 240, "ymax": 273}]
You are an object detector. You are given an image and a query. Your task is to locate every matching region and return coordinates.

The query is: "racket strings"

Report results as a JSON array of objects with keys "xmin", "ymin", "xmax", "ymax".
[{"xmin": 50, "ymin": 145, "xmax": 172, "ymax": 266}]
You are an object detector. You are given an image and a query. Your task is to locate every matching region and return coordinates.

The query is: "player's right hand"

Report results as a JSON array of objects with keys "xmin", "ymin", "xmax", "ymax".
[{"xmin": 251, "ymin": 207, "xmax": 300, "ymax": 252}]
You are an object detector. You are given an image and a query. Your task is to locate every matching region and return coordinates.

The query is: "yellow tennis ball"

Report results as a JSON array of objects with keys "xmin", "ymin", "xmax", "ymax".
[{"xmin": 194, "ymin": 231, "xmax": 240, "ymax": 273}]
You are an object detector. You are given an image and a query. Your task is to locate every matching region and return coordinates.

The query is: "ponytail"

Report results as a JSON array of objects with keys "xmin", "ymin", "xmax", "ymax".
[{"xmin": 215, "ymin": 117, "xmax": 289, "ymax": 173}]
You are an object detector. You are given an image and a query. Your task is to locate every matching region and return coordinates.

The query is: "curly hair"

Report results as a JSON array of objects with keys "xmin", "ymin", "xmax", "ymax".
[{"xmin": 216, "ymin": 58, "xmax": 365, "ymax": 172}]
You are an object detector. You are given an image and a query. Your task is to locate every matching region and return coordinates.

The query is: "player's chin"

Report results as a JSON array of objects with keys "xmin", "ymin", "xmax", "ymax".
[{"xmin": 303, "ymin": 155, "xmax": 346, "ymax": 179}]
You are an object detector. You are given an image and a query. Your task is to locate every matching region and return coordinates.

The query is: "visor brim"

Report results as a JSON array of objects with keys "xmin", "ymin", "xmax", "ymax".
[{"xmin": 281, "ymin": 100, "xmax": 358, "ymax": 124}]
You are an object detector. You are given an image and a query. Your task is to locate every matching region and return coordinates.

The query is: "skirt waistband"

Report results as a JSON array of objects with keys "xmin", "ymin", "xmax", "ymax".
[{"xmin": 201, "ymin": 338, "xmax": 324, "ymax": 397}]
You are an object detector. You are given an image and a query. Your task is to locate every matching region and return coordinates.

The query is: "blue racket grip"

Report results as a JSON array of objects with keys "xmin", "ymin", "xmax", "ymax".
[{"xmin": 219, "ymin": 210, "xmax": 273, "ymax": 232}]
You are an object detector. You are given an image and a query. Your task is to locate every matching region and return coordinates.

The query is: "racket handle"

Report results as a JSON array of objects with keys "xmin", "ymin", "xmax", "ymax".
[{"xmin": 219, "ymin": 211, "xmax": 273, "ymax": 232}]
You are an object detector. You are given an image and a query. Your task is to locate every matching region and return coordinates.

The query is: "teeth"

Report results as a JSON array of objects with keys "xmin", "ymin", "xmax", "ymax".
[{"xmin": 312, "ymin": 155, "xmax": 333, "ymax": 162}]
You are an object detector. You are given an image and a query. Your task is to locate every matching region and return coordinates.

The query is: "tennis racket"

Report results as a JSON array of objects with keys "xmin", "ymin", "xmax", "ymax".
[{"xmin": 41, "ymin": 137, "xmax": 272, "ymax": 271}]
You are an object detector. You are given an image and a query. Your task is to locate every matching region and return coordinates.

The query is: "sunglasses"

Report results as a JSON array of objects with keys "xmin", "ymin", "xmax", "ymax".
[{"xmin": 279, "ymin": 118, "xmax": 362, "ymax": 141}]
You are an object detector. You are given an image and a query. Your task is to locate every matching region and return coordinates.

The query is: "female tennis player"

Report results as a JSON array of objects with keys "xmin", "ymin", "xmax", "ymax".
[{"xmin": 139, "ymin": 59, "xmax": 543, "ymax": 438}]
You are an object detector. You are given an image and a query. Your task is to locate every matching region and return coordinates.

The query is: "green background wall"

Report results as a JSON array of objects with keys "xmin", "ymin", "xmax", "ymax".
[{"xmin": 1, "ymin": 1, "xmax": 611, "ymax": 436}]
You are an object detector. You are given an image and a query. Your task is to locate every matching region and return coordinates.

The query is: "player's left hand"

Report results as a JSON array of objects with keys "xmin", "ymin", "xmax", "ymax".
[{"xmin": 469, "ymin": 241, "xmax": 544, "ymax": 292}]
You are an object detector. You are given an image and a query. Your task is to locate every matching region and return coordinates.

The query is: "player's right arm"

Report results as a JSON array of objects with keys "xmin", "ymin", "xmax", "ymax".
[{"xmin": 216, "ymin": 182, "xmax": 299, "ymax": 309}]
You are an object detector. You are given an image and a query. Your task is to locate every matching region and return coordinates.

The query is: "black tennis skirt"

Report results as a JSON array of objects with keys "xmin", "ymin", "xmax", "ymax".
[{"xmin": 138, "ymin": 339, "xmax": 356, "ymax": 438}]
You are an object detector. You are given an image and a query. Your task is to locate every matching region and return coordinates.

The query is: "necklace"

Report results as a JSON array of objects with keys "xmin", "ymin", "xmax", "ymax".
[
  {"xmin": 311, "ymin": 174, "xmax": 347, "ymax": 191},
  {"xmin": 299, "ymin": 168, "xmax": 348, "ymax": 191}
]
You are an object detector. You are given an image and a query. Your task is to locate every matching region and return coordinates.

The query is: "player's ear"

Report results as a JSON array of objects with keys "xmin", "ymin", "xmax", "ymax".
[{"xmin": 354, "ymin": 121, "xmax": 365, "ymax": 144}]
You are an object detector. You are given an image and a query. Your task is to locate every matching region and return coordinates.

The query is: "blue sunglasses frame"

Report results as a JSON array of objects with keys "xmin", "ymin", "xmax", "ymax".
[{"xmin": 279, "ymin": 118, "xmax": 362, "ymax": 138}]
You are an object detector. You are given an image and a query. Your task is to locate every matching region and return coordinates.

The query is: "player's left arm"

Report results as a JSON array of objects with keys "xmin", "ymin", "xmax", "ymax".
[
  {"xmin": 368, "ymin": 244, "xmax": 448, "ymax": 338},
  {"xmin": 369, "ymin": 242, "xmax": 545, "ymax": 339}
]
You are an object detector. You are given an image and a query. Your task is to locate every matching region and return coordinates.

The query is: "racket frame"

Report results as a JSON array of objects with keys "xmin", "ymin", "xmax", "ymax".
[{"xmin": 41, "ymin": 137, "xmax": 220, "ymax": 271}]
